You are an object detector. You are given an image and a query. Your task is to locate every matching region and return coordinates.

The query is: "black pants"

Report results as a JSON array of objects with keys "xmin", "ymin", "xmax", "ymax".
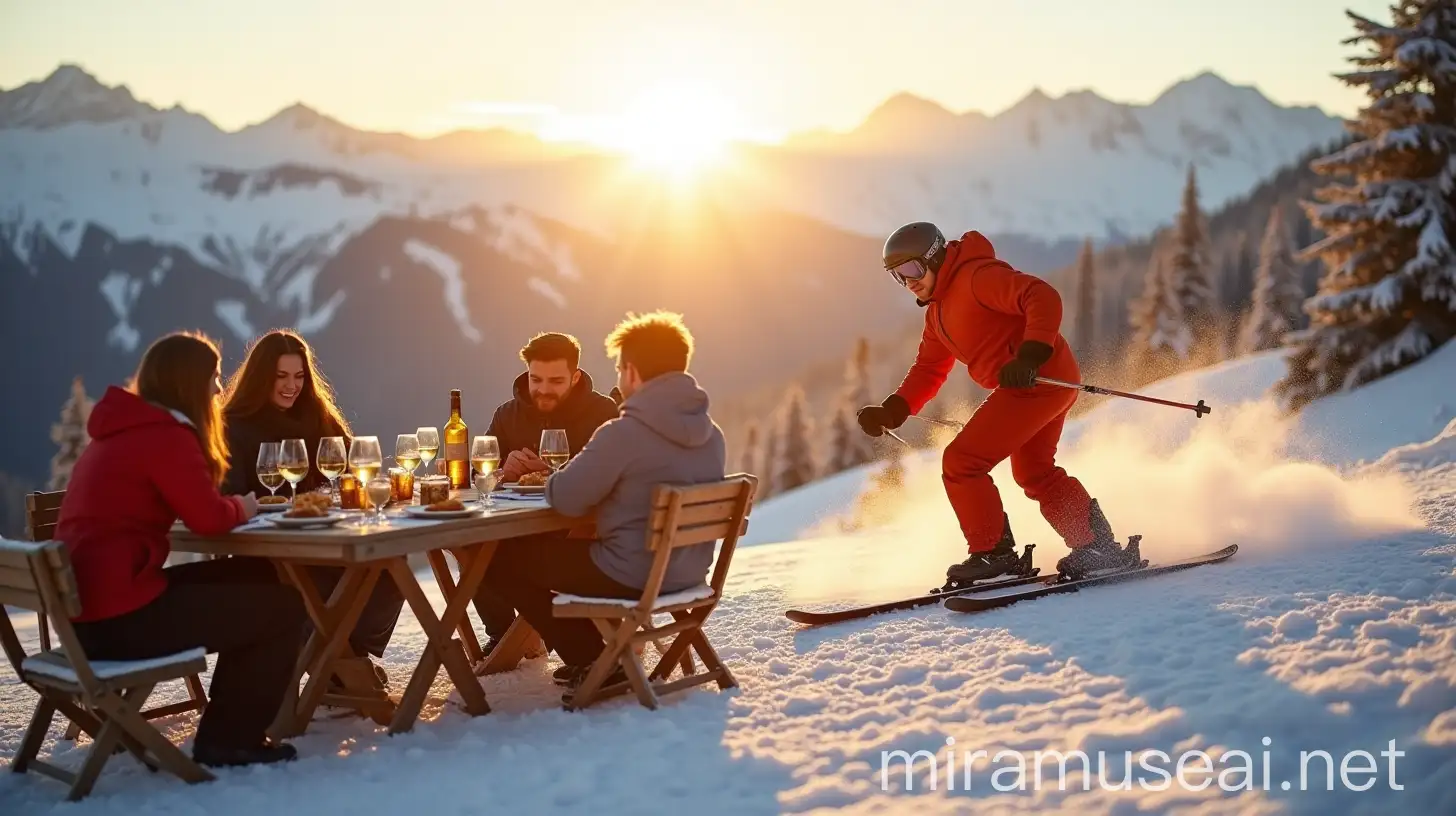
[
  {"xmin": 72, "ymin": 557, "xmax": 306, "ymax": 751},
  {"xmin": 480, "ymin": 537, "xmax": 639, "ymax": 666},
  {"xmin": 470, "ymin": 529, "xmax": 571, "ymax": 642},
  {"xmin": 307, "ymin": 566, "xmax": 405, "ymax": 659}
]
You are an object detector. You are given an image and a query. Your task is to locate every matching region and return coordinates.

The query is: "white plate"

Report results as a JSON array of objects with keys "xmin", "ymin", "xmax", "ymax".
[
  {"xmin": 256, "ymin": 500, "xmax": 292, "ymax": 513},
  {"xmin": 403, "ymin": 505, "xmax": 485, "ymax": 519},
  {"xmin": 500, "ymin": 482, "xmax": 546, "ymax": 495},
  {"xmin": 265, "ymin": 512, "xmax": 349, "ymax": 529}
]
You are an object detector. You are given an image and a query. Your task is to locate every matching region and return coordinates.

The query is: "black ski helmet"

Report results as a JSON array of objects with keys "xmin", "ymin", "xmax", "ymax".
[{"xmin": 882, "ymin": 221, "xmax": 948, "ymax": 277}]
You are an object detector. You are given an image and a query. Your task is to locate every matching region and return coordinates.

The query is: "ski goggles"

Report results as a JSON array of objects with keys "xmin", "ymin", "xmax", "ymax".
[{"xmin": 887, "ymin": 258, "xmax": 932, "ymax": 285}]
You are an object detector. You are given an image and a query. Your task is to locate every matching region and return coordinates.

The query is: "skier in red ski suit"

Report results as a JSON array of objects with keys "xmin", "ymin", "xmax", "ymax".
[{"xmin": 856, "ymin": 222, "xmax": 1138, "ymax": 583}]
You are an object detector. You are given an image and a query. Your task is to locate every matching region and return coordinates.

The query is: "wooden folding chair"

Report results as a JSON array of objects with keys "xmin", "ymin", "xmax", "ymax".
[
  {"xmin": 27, "ymin": 490, "xmax": 208, "ymax": 740},
  {"xmin": 0, "ymin": 538, "xmax": 215, "ymax": 800},
  {"xmin": 553, "ymin": 474, "xmax": 757, "ymax": 711}
]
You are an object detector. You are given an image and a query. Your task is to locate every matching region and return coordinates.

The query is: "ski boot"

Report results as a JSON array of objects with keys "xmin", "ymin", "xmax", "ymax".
[
  {"xmin": 1054, "ymin": 499, "xmax": 1146, "ymax": 582},
  {"xmin": 935, "ymin": 514, "xmax": 1038, "ymax": 593}
]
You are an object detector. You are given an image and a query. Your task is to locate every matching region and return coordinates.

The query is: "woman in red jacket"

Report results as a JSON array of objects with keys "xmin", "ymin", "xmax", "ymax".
[
  {"xmin": 857, "ymin": 223, "xmax": 1143, "ymax": 585},
  {"xmin": 56, "ymin": 331, "xmax": 306, "ymax": 768}
]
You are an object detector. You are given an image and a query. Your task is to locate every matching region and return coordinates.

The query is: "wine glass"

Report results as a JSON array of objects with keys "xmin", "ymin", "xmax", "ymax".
[
  {"xmin": 416, "ymin": 427, "xmax": 440, "ymax": 475},
  {"xmin": 365, "ymin": 476, "xmax": 393, "ymax": 525},
  {"xmin": 317, "ymin": 436, "xmax": 347, "ymax": 504},
  {"xmin": 279, "ymin": 438, "xmax": 309, "ymax": 501},
  {"xmin": 471, "ymin": 435, "xmax": 501, "ymax": 507},
  {"xmin": 347, "ymin": 436, "xmax": 382, "ymax": 523},
  {"xmin": 539, "ymin": 429, "xmax": 569, "ymax": 473},
  {"xmin": 395, "ymin": 434, "xmax": 421, "ymax": 477},
  {"xmin": 256, "ymin": 441, "xmax": 282, "ymax": 501}
]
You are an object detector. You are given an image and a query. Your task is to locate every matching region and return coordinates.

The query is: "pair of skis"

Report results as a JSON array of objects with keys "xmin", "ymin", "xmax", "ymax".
[{"xmin": 783, "ymin": 541, "xmax": 1238, "ymax": 626}]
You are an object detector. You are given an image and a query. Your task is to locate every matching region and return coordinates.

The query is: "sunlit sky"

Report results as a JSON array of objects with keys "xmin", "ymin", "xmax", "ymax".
[{"xmin": 1, "ymin": 0, "xmax": 1388, "ymax": 145}]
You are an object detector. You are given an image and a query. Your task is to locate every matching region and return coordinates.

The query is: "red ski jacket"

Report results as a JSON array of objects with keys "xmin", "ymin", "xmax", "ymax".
[
  {"xmin": 894, "ymin": 231, "xmax": 1080, "ymax": 414},
  {"xmin": 55, "ymin": 386, "xmax": 247, "ymax": 622}
]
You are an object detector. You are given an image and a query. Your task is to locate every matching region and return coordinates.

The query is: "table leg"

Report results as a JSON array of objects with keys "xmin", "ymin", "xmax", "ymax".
[
  {"xmin": 427, "ymin": 549, "xmax": 484, "ymax": 665},
  {"xmin": 274, "ymin": 563, "xmax": 383, "ymax": 736},
  {"xmin": 475, "ymin": 616, "xmax": 545, "ymax": 676},
  {"xmin": 385, "ymin": 543, "xmax": 495, "ymax": 734}
]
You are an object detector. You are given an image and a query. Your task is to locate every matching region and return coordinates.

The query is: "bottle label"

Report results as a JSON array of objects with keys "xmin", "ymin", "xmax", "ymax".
[{"xmin": 445, "ymin": 440, "xmax": 467, "ymax": 460}]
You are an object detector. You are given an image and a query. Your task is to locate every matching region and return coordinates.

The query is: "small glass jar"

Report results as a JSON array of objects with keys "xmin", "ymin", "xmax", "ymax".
[
  {"xmin": 338, "ymin": 473, "xmax": 361, "ymax": 510},
  {"xmin": 389, "ymin": 467, "xmax": 415, "ymax": 503},
  {"xmin": 419, "ymin": 475, "xmax": 451, "ymax": 507}
]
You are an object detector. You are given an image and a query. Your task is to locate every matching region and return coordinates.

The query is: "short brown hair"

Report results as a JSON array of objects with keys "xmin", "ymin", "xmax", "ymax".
[
  {"xmin": 519, "ymin": 332, "xmax": 581, "ymax": 369},
  {"xmin": 605, "ymin": 311, "xmax": 694, "ymax": 382}
]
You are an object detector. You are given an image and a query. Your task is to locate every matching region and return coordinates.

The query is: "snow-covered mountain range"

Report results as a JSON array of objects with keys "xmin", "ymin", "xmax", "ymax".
[{"xmin": 0, "ymin": 65, "xmax": 1347, "ymax": 487}]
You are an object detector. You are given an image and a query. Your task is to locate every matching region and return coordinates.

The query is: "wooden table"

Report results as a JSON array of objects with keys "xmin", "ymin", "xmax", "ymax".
[{"xmin": 168, "ymin": 498, "xmax": 574, "ymax": 736}]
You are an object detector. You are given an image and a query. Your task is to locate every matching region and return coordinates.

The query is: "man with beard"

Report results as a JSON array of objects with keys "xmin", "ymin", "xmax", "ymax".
[{"xmin": 472, "ymin": 331, "xmax": 620, "ymax": 660}]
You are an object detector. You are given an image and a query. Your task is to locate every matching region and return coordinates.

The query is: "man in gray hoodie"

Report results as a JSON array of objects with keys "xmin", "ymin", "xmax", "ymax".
[{"xmin": 479, "ymin": 311, "xmax": 727, "ymax": 691}]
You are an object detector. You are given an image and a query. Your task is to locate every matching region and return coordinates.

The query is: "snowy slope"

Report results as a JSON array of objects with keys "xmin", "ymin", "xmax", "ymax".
[
  {"xmin": 2, "ymin": 351, "xmax": 1454, "ymax": 813},
  {"xmin": 747, "ymin": 342, "xmax": 1456, "ymax": 550}
]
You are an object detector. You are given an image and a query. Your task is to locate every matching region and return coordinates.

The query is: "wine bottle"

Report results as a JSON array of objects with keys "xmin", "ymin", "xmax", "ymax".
[{"xmin": 443, "ymin": 389, "xmax": 470, "ymax": 489}]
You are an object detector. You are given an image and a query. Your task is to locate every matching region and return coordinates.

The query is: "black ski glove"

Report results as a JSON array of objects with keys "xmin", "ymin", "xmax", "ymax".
[
  {"xmin": 856, "ymin": 394, "xmax": 910, "ymax": 437},
  {"xmin": 997, "ymin": 340, "xmax": 1054, "ymax": 389}
]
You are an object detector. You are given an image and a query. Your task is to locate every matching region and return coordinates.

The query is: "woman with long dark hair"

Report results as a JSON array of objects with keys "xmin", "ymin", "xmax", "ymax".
[
  {"xmin": 56, "ymin": 331, "xmax": 306, "ymax": 768},
  {"xmin": 220, "ymin": 329, "xmax": 403, "ymax": 683}
]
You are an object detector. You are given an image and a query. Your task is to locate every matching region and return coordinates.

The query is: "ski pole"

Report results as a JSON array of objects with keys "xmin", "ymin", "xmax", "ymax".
[
  {"xmin": 1033, "ymin": 376, "xmax": 1212, "ymax": 418},
  {"xmin": 908, "ymin": 415, "xmax": 965, "ymax": 431},
  {"xmin": 885, "ymin": 429, "xmax": 914, "ymax": 448}
]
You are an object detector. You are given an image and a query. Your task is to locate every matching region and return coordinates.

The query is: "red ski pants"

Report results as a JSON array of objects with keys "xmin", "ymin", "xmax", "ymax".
[{"xmin": 943, "ymin": 384, "xmax": 1096, "ymax": 552}]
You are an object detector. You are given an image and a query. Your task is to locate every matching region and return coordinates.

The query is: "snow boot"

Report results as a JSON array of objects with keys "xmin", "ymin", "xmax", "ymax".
[
  {"xmin": 943, "ymin": 514, "xmax": 1031, "ymax": 588},
  {"xmin": 1054, "ymin": 499, "xmax": 1144, "ymax": 581}
]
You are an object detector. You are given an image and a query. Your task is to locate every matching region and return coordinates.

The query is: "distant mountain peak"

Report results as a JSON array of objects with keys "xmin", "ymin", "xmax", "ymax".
[{"xmin": 0, "ymin": 63, "xmax": 158, "ymax": 130}]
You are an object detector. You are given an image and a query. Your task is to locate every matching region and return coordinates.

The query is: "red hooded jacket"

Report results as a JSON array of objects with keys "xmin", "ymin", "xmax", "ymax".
[
  {"xmin": 894, "ymin": 231, "xmax": 1079, "ymax": 414},
  {"xmin": 56, "ymin": 386, "xmax": 247, "ymax": 622}
]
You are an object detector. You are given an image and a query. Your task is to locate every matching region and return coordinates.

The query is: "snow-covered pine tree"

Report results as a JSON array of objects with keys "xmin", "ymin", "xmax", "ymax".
[
  {"xmin": 1128, "ymin": 241, "xmax": 1190, "ymax": 371},
  {"xmin": 838, "ymin": 337, "xmax": 876, "ymax": 468},
  {"xmin": 49, "ymin": 376, "xmax": 94, "ymax": 491},
  {"xmin": 776, "ymin": 386, "xmax": 816, "ymax": 493},
  {"xmin": 760, "ymin": 415, "xmax": 779, "ymax": 498},
  {"xmin": 827, "ymin": 406, "xmax": 855, "ymax": 473},
  {"xmin": 1275, "ymin": 1, "xmax": 1456, "ymax": 411},
  {"xmin": 739, "ymin": 422, "xmax": 760, "ymax": 480},
  {"xmin": 1073, "ymin": 237, "xmax": 1097, "ymax": 357},
  {"xmin": 1239, "ymin": 207, "xmax": 1306, "ymax": 354},
  {"xmin": 1166, "ymin": 165, "xmax": 1221, "ymax": 361}
]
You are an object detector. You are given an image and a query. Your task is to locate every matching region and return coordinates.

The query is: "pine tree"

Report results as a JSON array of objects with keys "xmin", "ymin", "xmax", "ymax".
[
  {"xmin": 834, "ymin": 337, "xmax": 876, "ymax": 469},
  {"xmin": 1275, "ymin": 2, "xmax": 1456, "ymax": 411},
  {"xmin": 739, "ymin": 423, "xmax": 760, "ymax": 480},
  {"xmin": 1073, "ymin": 237, "xmax": 1097, "ymax": 357},
  {"xmin": 827, "ymin": 406, "xmax": 856, "ymax": 473},
  {"xmin": 1128, "ymin": 241, "xmax": 1191, "ymax": 366},
  {"xmin": 760, "ymin": 418, "xmax": 779, "ymax": 498},
  {"xmin": 775, "ymin": 386, "xmax": 816, "ymax": 493},
  {"xmin": 1239, "ymin": 207, "xmax": 1306, "ymax": 354},
  {"xmin": 49, "ymin": 376, "xmax": 94, "ymax": 491},
  {"xmin": 1166, "ymin": 165, "xmax": 1221, "ymax": 360}
]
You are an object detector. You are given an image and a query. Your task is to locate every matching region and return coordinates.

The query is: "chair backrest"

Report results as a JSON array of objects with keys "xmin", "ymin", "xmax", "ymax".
[
  {"xmin": 27, "ymin": 490, "xmax": 66, "ymax": 542},
  {"xmin": 0, "ymin": 538, "xmax": 94, "ymax": 689},
  {"xmin": 638, "ymin": 473, "xmax": 758, "ymax": 609}
]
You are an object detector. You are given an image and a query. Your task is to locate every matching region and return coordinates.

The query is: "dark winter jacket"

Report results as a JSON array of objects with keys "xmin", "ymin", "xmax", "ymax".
[
  {"xmin": 485, "ymin": 370, "xmax": 620, "ymax": 458},
  {"xmin": 56, "ymin": 387, "xmax": 248, "ymax": 622},
  {"xmin": 221, "ymin": 403, "xmax": 348, "ymax": 498},
  {"xmin": 545, "ymin": 372, "xmax": 727, "ymax": 591}
]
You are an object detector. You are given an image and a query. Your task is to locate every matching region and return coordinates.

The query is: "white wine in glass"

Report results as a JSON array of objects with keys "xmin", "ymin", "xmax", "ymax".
[
  {"xmin": 256, "ymin": 441, "xmax": 282, "ymax": 499},
  {"xmin": 539, "ymin": 429, "xmax": 569, "ymax": 472},
  {"xmin": 279, "ymin": 438, "xmax": 309, "ymax": 500},
  {"xmin": 395, "ymin": 433, "xmax": 421, "ymax": 474},
  {"xmin": 317, "ymin": 436, "xmax": 346, "ymax": 503},
  {"xmin": 348, "ymin": 436, "xmax": 383, "ymax": 485},
  {"xmin": 416, "ymin": 427, "xmax": 440, "ymax": 473},
  {"xmin": 471, "ymin": 435, "xmax": 500, "ymax": 506}
]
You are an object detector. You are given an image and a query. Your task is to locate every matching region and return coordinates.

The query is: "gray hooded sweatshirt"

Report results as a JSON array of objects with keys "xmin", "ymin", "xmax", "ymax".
[{"xmin": 544, "ymin": 371, "xmax": 727, "ymax": 591}]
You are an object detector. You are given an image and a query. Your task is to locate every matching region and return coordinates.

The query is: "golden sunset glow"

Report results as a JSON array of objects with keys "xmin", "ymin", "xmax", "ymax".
[{"xmin": 606, "ymin": 81, "xmax": 746, "ymax": 180}]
